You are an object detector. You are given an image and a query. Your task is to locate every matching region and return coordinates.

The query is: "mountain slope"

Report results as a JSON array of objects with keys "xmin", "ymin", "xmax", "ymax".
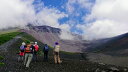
[
  {"xmin": 87, "ymin": 33, "xmax": 128, "ymax": 55},
  {"xmin": 21, "ymin": 25, "xmax": 88, "ymax": 52},
  {"xmin": 0, "ymin": 32, "xmax": 127, "ymax": 72}
]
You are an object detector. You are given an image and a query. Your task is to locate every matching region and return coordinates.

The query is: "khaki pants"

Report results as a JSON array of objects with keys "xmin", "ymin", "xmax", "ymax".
[
  {"xmin": 24, "ymin": 53, "xmax": 33, "ymax": 67},
  {"xmin": 54, "ymin": 52, "xmax": 61, "ymax": 64}
]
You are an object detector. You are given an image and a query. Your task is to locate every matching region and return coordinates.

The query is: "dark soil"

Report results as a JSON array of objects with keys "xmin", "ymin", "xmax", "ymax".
[{"xmin": 0, "ymin": 33, "xmax": 128, "ymax": 72}]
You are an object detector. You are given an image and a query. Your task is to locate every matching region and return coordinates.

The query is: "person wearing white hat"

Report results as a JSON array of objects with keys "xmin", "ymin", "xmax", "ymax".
[{"xmin": 33, "ymin": 42, "xmax": 39, "ymax": 62}]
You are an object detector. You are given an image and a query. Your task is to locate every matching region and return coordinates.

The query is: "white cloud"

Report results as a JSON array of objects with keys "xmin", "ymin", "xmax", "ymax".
[
  {"xmin": 0, "ymin": 0, "xmax": 67, "ymax": 29},
  {"xmin": 35, "ymin": 8, "xmax": 67, "ymax": 28},
  {"xmin": 66, "ymin": 0, "xmax": 93, "ymax": 13},
  {"xmin": 0, "ymin": 0, "xmax": 35, "ymax": 29},
  {"xmin": 82, "ymin": 0, "xmax": 128, "ymax": 40},
  {"xmin": 59, "ymin": 30, "xmax": 74, "ymax": 40},
  {"xmin": 59, "ymin": 24, "xmax": 76, "ymax": 40},
  {"xmin": 59, "ymin": 24, "xmax": 71, "ymax": 31}
]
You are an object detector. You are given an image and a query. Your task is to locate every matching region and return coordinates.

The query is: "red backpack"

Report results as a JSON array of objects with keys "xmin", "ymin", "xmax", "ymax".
[
  {"xmin": 25, "ymin": 44, "xmax": 32, "ymax": 53},
  {"xmin": 34, "ymin": 45, "xmax": 39, "ymax": 51}
]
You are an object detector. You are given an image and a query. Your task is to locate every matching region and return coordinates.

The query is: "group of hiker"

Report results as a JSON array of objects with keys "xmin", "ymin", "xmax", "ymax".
[{"xmin": 18, "ymin": 41, "xmax": 61, "ymax": 68}]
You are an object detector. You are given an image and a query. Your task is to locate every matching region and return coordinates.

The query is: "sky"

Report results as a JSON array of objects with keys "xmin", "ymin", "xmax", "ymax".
[{"xmin": 0, "ymin": 0, "xmax": 128, "ymax": 40}]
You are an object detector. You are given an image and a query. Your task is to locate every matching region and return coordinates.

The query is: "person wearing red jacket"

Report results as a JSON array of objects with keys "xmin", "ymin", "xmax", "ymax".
[{"xmin": 33, "ymin": 42, "xmax": 39, "ymax": 62}]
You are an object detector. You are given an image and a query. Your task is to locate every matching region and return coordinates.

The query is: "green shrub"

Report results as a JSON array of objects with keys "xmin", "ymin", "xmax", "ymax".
[
  {"xmin": 37, "ymin": 49, "xmax": 44, "ymax": 56},
  {"xmin": 25, "ymin": 40, "xmax": 31, "ymax": 44},
  {"xmin": 0, "ymin": 56, "xmax": 4, "ymax": 60},
  {"xmin": 0, "ymin": 62, "xmax": 5, "ymax": 66}
]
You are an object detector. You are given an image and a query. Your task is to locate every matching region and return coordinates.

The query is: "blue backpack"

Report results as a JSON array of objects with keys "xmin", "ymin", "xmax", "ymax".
[
  {"xmin": 20, "ymin": 45, "xmax": 25, "ymax": 50},
  {"xmin": 44, "ymin": 45, "xmax": 49, "ymax": 51}
]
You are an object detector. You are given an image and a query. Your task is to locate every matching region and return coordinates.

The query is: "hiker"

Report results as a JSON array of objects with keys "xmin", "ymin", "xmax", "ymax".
[
  {"xmin": 43, "ymin": 44, "xmax": 49, "ymax": 61},
  {"xmin": 18, "ymin": 42, "xmax": 26, "ymax": 62},
  {"xmin": 53, "ymin": 42, "xmax": 62, "ymax": 64},
  {"xmin": 24, "ymin": 42, "xmax": 34, "ymax": 68},
  {"xmin": 33, "ymin": 42, "xmax": 39, "ymax": 62}
]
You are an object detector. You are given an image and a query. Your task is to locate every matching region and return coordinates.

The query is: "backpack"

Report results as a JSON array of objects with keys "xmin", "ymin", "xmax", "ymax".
[
  {"xmin": 44, "ymin": 45, "xmax": 49, "ymax": 51},
  {"xmin": 34, "ymin": 45, "xmax": 39, "ymax": 51},
  {"xmin": 20, "ymin": 45, "xmax": 24, "ymax": 50},
  {"xmin": 25, "ymin": 45, "xmax": 32, "ymax": 52},
  {"xmin": 19, "ymin": 52, "xmax": 25, "ymax": 56}
]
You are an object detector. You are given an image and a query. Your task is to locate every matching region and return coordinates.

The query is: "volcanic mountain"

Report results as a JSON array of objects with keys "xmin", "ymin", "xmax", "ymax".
[
  {"xmin": 21, "ymin": 25, "xmax": 88, "ymax": 52},
  {"xmin": 21, "ymin": 24, "xmax": 128, "ymax": 54}
]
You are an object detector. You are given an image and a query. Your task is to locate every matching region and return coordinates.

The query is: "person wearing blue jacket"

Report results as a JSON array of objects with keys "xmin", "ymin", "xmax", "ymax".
[{"xmin": 43, "ymin": 44, "xmax": 49, "ymax": 61}]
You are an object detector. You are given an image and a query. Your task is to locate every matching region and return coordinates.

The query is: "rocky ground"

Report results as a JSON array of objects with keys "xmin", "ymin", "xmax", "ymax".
[{"xmin": 0, "ymin": 33, "xmax": 128, "ymax": 72}]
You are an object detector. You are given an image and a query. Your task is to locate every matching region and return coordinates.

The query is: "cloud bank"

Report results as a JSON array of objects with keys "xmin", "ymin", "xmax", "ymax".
[
  {"xmin": 79, "ymin": 0, "xmax": 128, "ymax": 40},
  {"xmin": 0, "ymin": 0, "xmax": 67, "ymax": 29},
  {"xmin": 0, "ymin": 0, "xmax": 34, "ymax": 29}
]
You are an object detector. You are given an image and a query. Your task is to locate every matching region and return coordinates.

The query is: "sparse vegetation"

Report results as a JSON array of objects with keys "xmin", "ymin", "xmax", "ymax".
[
  {"xmin": 0, "ymin": 29, "xmax": 19, "ymax": 35},
  {"xmin": 0, "ymin": 62, "xmax": 5, "ymax": 66},
  {"xmin": 60, "ymin": 51, "xmax": 77, "ymax": 55},
  {"xmin": 0, "ymin": 32, "xmax": 21, "ymax": 45},
  {"xmin": 0, "ymin": 56, "xmax": 4, "ymax": 60},
  {"xmin": 0, "ymin": 56, "xmax": 4, "ymax": 66}
]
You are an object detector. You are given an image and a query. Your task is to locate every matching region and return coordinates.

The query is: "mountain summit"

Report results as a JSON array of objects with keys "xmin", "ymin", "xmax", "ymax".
[{"xmin": 32, "ymin": 25, "xmax": 61, "ymax": 34}]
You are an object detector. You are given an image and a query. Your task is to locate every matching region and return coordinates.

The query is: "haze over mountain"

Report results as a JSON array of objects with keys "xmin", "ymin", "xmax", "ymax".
[{"xmin": 86, "ymin": 32, "xmax": 128, "ymax": 55}]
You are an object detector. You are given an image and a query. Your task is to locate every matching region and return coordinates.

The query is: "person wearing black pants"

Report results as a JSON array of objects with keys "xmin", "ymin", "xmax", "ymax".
[{"xmin": 43, "ymin": 44, "xmax": 49, "ymax": 61}]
